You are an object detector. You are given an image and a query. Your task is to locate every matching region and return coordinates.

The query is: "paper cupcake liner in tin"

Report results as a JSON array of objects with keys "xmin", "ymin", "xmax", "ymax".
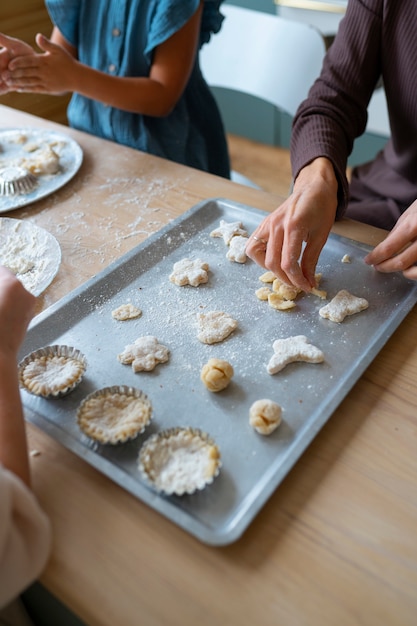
[
  {"xmin": 138, "ymin": 427, "xmax": 221, "ymax": 496},
  {"xmin": 18, "ymin": 344, "xmax": 87, "ymax": 398},
  {"xmin": 0, "ymin": 166, "xmax": 38, "ymax": 196},
  {"xmin": 77, "ymin": 385, "xmax": 152, "ymax": 445}
]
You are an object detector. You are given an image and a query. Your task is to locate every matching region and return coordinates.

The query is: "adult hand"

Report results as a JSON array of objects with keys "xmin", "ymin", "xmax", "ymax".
[
  {"xmin": 0, "ymin": 32, "xmax": 35, "ymax": 93},
  {"xmin": 2, "ymin": 33, "xmax": 77, "ymax": 95},
  {"xmin": 0, "ymin": 266, "xmax": 35, "ymax": 359},
  {"xmin": 364, "ymin": 199, "xmax": 417, "ymax": 280},
  {"xmin": 245, "ymin": 158, "xmax": 338, "ymax": 291}
]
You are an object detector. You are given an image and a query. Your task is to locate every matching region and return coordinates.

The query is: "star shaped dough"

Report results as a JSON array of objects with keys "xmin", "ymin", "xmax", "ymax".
[
  {"xmin": 267, "ymin": 335, "xmax": 324, "ymax": 375},
  {"xmin": 210, "ymin": 219, "xmax": 248, "ymax": 245}
]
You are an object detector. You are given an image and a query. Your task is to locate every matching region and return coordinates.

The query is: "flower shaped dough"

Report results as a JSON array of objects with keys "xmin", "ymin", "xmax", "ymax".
[
  {"xmin": 267, "ymin": 335, "xmax": 324, "ymax": 375},
  {"xmin": 117, "ymin": 336, "xmax": 169, "ymax": 372},
  {"xmin": 210, "ymin": 219, "xmax": 248, "ymax": 245},
  {"xmin": 319, "ymin": 289, "xmax": 368, "ymax": 323},
  {"xmin": 226, "ymin": 235, "xmax": 248, "ymax": 263},
  {"xmin": 169, "ymin": 258, "xmax": 209, "ymax": 287}
]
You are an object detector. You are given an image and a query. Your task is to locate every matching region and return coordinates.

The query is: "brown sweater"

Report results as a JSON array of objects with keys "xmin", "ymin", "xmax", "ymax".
[{"xmin": 291, "ymin": 0, "xmax": 417, "ymax": 219}]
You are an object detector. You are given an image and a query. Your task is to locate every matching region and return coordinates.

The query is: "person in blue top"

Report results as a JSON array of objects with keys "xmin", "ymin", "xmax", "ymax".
[{"xmin": 0, "ymin": 1, "xmax": 230, "ymax": 178}]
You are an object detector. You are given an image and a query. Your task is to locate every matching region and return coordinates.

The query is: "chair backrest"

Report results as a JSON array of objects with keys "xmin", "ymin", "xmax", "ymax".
[{"xmin": 200, "ymin": 4, "xmax": 326, "ymax": 117}]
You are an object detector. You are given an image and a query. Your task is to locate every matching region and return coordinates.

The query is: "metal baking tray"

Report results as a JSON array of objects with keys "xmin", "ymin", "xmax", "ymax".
[{"xmin": 19, "ymin": 198, "xmax": 417, "ymax": 545}]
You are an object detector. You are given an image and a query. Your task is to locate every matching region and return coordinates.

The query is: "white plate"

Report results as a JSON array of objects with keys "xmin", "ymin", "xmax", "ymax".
[
  {"xmin": 0, "ymin": 217, "xmax": 61, "ymax": 295},
  {"xmin": 0, "ymin": 127, "xmax": 83, "ymax": 213}
]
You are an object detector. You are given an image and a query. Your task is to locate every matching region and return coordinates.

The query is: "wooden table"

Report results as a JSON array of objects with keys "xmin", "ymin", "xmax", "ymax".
[{"xmin": 1, "ymin": 105, "xmax": 416, "ymax": 626}]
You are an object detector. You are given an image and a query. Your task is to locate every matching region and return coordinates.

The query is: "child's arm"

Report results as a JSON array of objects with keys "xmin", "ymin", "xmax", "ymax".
[
  {"xmin": 0, "ymin": 267, "xmax": 36, "ymax": 487},
  {"xmin": 3, "ymin": 3, "xmax": 203, "ymax": 117}
]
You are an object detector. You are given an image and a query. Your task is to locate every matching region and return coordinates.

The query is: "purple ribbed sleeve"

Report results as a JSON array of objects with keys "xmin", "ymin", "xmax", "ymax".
[{"xmin": 291, "ymin": 0, "xmax": 417, "ymax": 217}]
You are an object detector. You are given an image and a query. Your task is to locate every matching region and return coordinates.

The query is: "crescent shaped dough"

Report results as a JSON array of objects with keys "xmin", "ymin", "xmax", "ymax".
[{"xmin": 267, "ymin": 335, "xmax": 324, "ymax": 375}]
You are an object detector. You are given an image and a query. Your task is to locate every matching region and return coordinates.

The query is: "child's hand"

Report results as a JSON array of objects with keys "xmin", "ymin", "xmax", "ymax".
[
  {"xmin": 0, "ymin": 32, "xmax": 35, "ymax": 94},
  {"xmin": 3, "ymin": 33, "xmax": 76, "ymax": 96}
]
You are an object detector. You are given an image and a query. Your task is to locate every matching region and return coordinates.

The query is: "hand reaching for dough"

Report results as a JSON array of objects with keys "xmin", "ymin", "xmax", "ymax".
[
  {"xmin": 365, "ymin": 199, "xmax": 417, "ymax": 280},
  {"xmin": 245, "ymin": 158, "xmax": 338, "ymax": 292}
]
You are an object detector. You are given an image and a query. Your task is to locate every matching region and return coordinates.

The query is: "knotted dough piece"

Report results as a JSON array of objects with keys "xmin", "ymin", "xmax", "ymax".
[
  {"xmin": 267, "ymin": 335, "xmax": 324, "ymax": 375},
  {"xmin": 201, "ymin": 358, "xmax": 234, "ymax": 392},
  {"xmin": 169, "ymin": 257, "xmax": 209, "ymax": 287},
  {"xmin": 197, "ymin": 310, "xmax": 238, "ymax": 344},
  {"xmin": 249, "ymin": 399, "xmax": 282, "ymax": 435},
  {"xmin": 319, "ymin": 289, "xmax": 368, "ymax": 323},
  {"xmin": 210, "ymin": 219, "xmax": 248, "ymax": 245},
  {"xmin": 117, "ymin": 335, "xmax": 169, "ymax": 372}
]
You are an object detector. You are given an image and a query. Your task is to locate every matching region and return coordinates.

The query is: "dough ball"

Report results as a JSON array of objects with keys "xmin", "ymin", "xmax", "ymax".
[
  {"xmin": 200, "ymin": 358, "xmax": 234, "ymax": 392},
  {"xmin": 249, "ymin": 399, "xmax": 282, "ymax": 435}
]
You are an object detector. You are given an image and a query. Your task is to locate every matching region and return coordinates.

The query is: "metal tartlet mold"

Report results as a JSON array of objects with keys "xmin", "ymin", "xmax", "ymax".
[
  {"xmin": 0, "ymin": 166, "xmax": 38, "ymax": 196},
  {"xmin": 138, "ymin": 426, "xmax": 222, "ymax": 496},
  {"xmin": 18, "ymin": 345, "xmax": 87, "ymax": 398},
  {"xmin": 76, "ymin": 385, "xmax": 153, "ymax": 445}
]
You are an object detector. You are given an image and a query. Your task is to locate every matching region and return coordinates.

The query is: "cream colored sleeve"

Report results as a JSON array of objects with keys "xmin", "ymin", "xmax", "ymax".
[{"xmin": 0, "ymin": 467, "xmax": 51, "ymax": 608}]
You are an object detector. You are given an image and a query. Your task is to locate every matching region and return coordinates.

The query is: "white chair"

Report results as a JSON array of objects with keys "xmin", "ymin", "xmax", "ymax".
[{"xmin": 200, "ymin": 4, "xmax": 326, "ymax": 188}]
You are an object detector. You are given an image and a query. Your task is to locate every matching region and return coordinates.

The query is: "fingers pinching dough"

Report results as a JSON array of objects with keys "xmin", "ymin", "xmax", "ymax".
[
  {"xmin": 249, "ymin": 399, "xmax": 282, "ymax": 435},
  {"xmin": 201, "ymin": 358, "xmax": 234, "ymax": 392}
]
